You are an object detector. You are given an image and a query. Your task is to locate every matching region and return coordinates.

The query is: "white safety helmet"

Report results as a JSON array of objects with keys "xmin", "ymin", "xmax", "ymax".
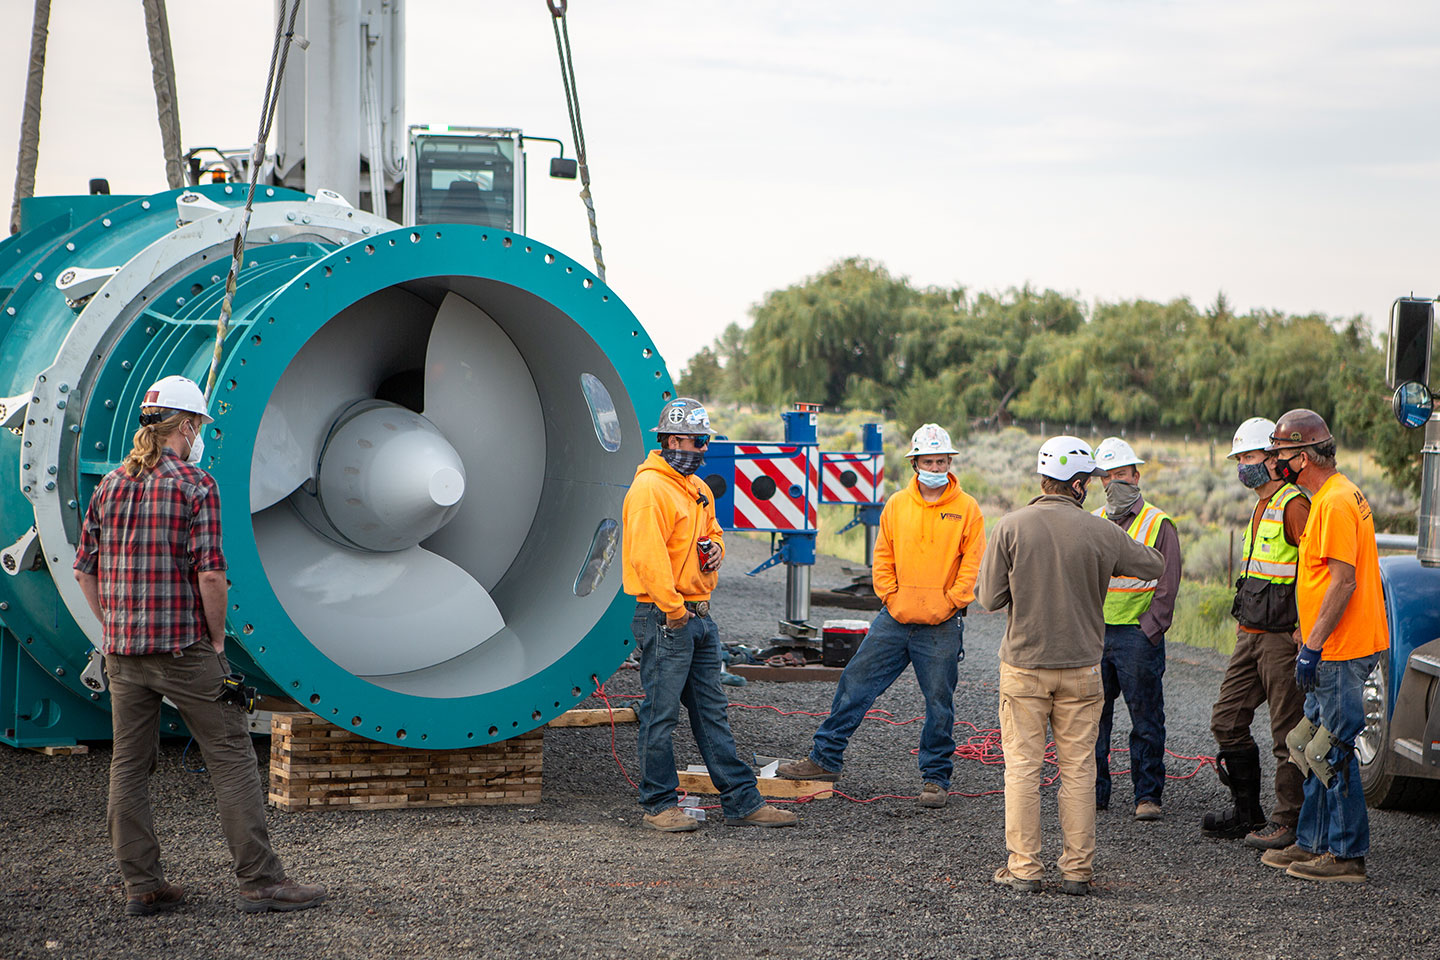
[
  {"xmin": 1228, "ymin": 417, "xmax": 1276, "ymax": 460},
  {"xmin": 1037, "ymin": 435, "xmax": 1097, "ymax": 481},
  {"xmin": 1094, "ymin": 436, "xmax": 1144, "ymax": 472},
  {"xmin": 906, "ymin": 423, "xmax": 958, "ymax": 458},
  {"xmin": 650, "ymin": 397, "xmax": 712, "ymax": 435},
  {"xmin": 140, "ymin": 375, "xmax": 213, "ymax": 424}
]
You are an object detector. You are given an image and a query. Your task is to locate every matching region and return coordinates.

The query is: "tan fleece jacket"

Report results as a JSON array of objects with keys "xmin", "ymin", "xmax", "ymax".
[
  {"xmin": 977, "ymin": 494, "xmax": 1165, "ymax": 669},
  {"xmin": 872, "ymin": 475, "xmax": 986, "ymax": 625}
]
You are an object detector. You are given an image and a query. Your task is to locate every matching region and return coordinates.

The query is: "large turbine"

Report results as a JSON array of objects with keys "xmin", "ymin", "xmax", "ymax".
[{"xmin": 0, "ymin": 185, "xmax": 669, "ymax": 749}]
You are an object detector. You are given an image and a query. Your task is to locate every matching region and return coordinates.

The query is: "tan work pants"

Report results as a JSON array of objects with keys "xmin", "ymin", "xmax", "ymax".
[{"xmin": 998, "ymin": 660, "xmax": 1104, "ymax": 882}]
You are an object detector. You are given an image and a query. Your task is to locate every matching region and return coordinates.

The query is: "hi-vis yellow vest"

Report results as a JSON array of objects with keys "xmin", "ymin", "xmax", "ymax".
[
  {"xmin": 1240, "ymin": 485, "xmax": 1302, "ymax": 583},
  {"xmin": 1093, "ymin": 502, "xmax": 1170, "ymax": 625}
]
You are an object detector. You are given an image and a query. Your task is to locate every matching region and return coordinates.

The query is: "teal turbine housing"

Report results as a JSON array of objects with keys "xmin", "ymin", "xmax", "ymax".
[{"xmin": 0, "ymin": 184, "xmax": 670, "ymax": 749}]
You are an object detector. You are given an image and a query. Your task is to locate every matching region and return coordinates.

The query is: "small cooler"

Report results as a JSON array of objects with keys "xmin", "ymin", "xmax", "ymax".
[{"xmin": 821, "ymin": 619, "xmax": 870, "ymax": 667}]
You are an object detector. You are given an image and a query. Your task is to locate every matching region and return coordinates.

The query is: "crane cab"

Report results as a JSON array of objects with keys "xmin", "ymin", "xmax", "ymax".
[{"xmin": 404, "ymin": 126, "xmax": 526, "ymax": 231}]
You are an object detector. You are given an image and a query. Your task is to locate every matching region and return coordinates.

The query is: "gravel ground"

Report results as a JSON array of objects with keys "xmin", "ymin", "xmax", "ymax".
[{"xmin": 4, "ymin": 535, "xmax": 1439, "ymax": 960}]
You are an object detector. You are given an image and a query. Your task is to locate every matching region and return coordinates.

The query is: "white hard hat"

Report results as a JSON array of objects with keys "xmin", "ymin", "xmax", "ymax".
[
  {"xmin": 650, "ymin": 397, "xmax": 711, "ymax": 435},
  {"xmin": 906, "ymin": 423, "xmax": 958, "ymax": 457},
  {"xmin": 141, "ymin": 375, "xmax": 213, "ymax": 424},
  {"xmin": 1037, "ymin": 435, "xmax": 1096, "ymax": 481},
  {"xmin": 1094, "ymin": 436, "xmax": 1144, "ymax": 472},
  {"xmin": 1228, "ymin": 417, "xmax": 1276, "ymax": 460}
]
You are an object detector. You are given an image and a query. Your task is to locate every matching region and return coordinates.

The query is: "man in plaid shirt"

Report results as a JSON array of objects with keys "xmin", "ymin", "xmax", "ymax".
[{"xmin": 74, "ymin": 376, "xmax": 325, "ymax": 916}]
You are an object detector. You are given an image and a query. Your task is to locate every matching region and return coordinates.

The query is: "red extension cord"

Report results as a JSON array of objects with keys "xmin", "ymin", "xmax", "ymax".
[{"xmin": 589, "ymin": 682, "xmax": 1216, "ymax": 808}]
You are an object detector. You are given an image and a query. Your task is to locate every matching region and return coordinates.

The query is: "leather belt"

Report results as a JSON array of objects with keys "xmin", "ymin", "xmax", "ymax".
[{"xmin": 684, "ymin": 600, "xmax": 710, "ymax": 617}]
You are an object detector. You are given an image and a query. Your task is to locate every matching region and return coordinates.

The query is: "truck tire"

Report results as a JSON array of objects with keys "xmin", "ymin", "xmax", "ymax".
[{"xmin": 1357, "ymin": 655, "xmax": 1440, "ymax": 809}]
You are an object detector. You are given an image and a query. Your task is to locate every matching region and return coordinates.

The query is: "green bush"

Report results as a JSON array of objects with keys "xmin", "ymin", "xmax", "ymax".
[{"xmin": 1169, "ymin": 581, "xmax": 1238, "ymax": 654}]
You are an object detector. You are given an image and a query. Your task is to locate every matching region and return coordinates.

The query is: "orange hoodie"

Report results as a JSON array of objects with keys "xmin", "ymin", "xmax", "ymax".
[
  {"xmin": 621, "ymin": 451, "xmax": 725, "ymax": 617},
  {"xmin": 872, "ymin": 475, "xmax": 986, "ymax": 624}
]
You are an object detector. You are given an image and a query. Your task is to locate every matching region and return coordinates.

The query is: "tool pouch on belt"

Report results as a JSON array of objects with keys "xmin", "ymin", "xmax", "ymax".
[
  {"xmin": 1285, "ymin": 717, "xmax": 1319, "ymax": 778},
  {"xmin": 1231, "ymin": 577, "xmax": 1299, "ymax": 633}
]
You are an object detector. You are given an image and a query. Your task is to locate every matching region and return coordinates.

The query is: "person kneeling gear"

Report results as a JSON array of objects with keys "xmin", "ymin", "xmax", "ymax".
[
  {"xmin": 1286, "ymin": 718, "xmax": 1346, "ymax": 788},
  {"xmin": 1285, "ymin": 717, "xmax": 1318, "ymax": 777}
]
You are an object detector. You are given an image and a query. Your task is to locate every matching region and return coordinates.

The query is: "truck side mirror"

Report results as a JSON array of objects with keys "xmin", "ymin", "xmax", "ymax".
[
  {"xmin": 1393, "ymin": 380, "xmax": 1433, "ymax": 429},
  {"xmin": 1387, "ymin": 297, "xmax": 1434, "ymax": 390},
  {"xmin": 549, "ymin": 157, "xmax": 578, "ymax": 179}
]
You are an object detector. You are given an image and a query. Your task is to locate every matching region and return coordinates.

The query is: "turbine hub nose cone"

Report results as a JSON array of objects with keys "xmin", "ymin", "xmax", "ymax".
[
  {"xmin": 428, "ymin": 466, "xmax": 465, "ymax": 507},
  {"xmin": 312, "ymin": 401, "xmax": 466, "ymax": 551}
]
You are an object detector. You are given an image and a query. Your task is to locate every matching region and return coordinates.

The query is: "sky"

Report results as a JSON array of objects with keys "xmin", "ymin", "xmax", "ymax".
[{"xmin": 2, "ymin": 1, "xmax": 1438, "ymax": 378}]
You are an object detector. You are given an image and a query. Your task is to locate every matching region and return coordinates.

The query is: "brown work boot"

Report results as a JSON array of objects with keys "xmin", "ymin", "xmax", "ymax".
[
  {"xmin": 125, "ymin": 882, "xmax": 184, "ymax": 917},
  {"xmin": 1260, "ymin": 844, "xmax": 1322, "ymax": 870},
  {"xmin": 774, "ymin": 757, "xmax": 839, "ymax": 782},
  {"xmin": 1135, "ymin": 801, "xmax": 1163, "ymax": 821},
  {"xmin": 238, "ymin": 879, "xmax": 328, "ymax": 914},
  {"xmin": 642, "ymin": 806, "xmax": 700, "ymax": 833},
  {"xmin": 1286, "ymin": 853, "xmax": 1366, "ymax": 883},
  {"xmin": 1244, "ymin": 820, "xmax": 1297, "ymax": 851},
  {"xmin": 918, "ymin": 782, "xmax": 949, "ymax": 808},
  {"xmin": 727, "ymin": 804, "xmax": 799, "ymax": 828},
  {"xmin": 992, "ymin": 867, "xmax": 1041, "ymax": 893}
]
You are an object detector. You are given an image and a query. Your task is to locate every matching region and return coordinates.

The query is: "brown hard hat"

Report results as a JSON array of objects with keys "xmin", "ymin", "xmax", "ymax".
[{"xmin": 1266, "ymin": 408, "xmax": 1333, "ymax": 451}]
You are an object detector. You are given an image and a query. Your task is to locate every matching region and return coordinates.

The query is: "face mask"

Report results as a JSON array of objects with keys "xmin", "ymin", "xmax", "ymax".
[
  {"xmin": 916, "ymin": 469, "xmax": 950, "ymax": 489},
  {"xmin": 1104, "ymin": 479, "xmax": 1141, "ymax": 516},
  {"xmin": 1273, "ymin": 453, "xmax": 1303, "ymax": 484},
  {"xmin": 660, "ymin": 448, "xmax": 704, "ymax": 476},
  {"xmin": 1236, "ymin": 461, "xmax": 1271, "ymax": 489},
  {"xmin": 1070, "ymin": 479, "xmax": 1088, "ymax": 507},
  {"xmin": 184, "ymin": 422, "xmax": 204, "ymax": 465}
]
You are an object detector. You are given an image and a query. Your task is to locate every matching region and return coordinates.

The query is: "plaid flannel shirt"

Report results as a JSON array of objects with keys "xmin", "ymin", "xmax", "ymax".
[{"xmin": 73, "ymin": 451, "xmax": 227, "ymax": 655}]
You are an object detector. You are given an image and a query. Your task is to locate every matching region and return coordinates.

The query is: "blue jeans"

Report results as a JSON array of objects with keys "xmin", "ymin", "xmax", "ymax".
[
  {"xmin": 632, "ymin": 604, "xmax": 765, "ymax": 820},
  {"xmin": 810, "ymin": 608, "xmax": 962, "ymax": 788},
  {"xmin": 1295, "ymin": 653, "xmax": 1378, "ymax": 859},
  {"xmin": 1095, "ymin": 624, "xmax": 1167, "ymax": 807}
]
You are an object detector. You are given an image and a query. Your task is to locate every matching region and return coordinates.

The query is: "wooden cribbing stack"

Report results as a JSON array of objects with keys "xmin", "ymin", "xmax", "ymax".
[{"xmin": 269, "ymin": 712, "xmax": 542, "ymax": 811}]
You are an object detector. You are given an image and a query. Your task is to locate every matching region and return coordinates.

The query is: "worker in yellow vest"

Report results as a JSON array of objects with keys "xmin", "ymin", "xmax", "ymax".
[
  {"xmin": 1091, "ymin": 437, "xmax": 1182, "ymax": 821},
  {"xmin": 1203, "ymin": 417, "xmax": 1310, "ymax": 850}
]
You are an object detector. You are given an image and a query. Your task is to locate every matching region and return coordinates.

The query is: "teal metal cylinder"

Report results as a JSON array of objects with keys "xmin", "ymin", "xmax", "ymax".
[{"xmin": 0, "ymin": 184, "xmax": 671, "ymax": 749}]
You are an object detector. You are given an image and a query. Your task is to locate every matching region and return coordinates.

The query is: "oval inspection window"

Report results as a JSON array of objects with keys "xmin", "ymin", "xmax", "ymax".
[
  {"xmin": 580, "ymin": 373, "xmax": 621, "ymax": 452},
  {"xmin": 574, "ymin": 518, "xmax": 620, "ymax": 597}
]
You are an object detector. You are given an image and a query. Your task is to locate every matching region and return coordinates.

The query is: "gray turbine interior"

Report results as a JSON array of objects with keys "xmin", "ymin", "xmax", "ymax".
[{"xmin": 250, "ymin": 277, "xmax": 642, "ymax": 698}]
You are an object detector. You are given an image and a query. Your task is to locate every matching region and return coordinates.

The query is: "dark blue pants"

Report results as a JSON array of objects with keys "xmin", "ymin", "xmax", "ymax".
[
  {"xmin": 632, "ymin": 604, "xmax": 765, "ymax": 820},
  {"xmin": 1295, "ymin": 653, "xmax": 1378, "ymax": 859},
  {"xmin": 810, "ymin": 608, "xmax": 963, "ymax": 789},
  {"xmin": 1095, "ymin": 624, "xmax": 1167, "ymax": 808}
]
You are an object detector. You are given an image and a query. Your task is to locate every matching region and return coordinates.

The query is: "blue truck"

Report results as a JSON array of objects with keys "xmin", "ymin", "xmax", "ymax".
[{"xmin": 1357, "ymin": 297, "xmax": 1440, "ymax": 808}]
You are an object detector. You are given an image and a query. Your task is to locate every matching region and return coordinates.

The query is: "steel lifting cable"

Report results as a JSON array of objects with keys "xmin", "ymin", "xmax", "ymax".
[
  {"xmin": 202, "ymin": 0, "xmax": 304, "ymax": 402},
  {"xmin": 547, "ymin": 0, "xmax": 607, "ymax": 283}
]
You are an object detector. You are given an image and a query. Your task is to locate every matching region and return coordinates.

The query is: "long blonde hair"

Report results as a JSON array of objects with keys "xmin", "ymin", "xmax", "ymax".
[{"xmin": 122, "ymin": 408, "xmax": 194, "ymax": 477}]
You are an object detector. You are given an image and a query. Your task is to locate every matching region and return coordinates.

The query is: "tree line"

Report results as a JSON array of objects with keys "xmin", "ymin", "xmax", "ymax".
[{"xmin": 676, "ymin": 258, "xmax": 1424, "ymax": 492}]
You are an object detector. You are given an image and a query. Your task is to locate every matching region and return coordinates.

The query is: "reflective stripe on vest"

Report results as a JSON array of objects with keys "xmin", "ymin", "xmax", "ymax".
[
  {"xmin": 1239, "ymin": 484, "xmax": 1302, "ymax": 584},
  {"xmin": 1093, "ymin": 501, "xmax": 1170, "ymax": 624}
]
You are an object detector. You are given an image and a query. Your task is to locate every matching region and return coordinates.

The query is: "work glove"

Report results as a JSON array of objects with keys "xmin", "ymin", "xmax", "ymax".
[{"xmin": 1295, "ymin": 644, "xmax": 1322, "ymax": 693}]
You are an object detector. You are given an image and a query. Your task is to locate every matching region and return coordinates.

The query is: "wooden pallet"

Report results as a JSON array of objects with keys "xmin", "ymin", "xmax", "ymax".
[
  {"xmin": 676, "ymin": 770, "xmax": 833, "ymax": 800},
  {"xmin": 26, "ymin": 744, "xmax": 89, "ymax": 756},
  {"xmin": 546, "ymin": 707, "xmax": 637, "ymax": 727},
  {"xmin": 268, "ymin": 713, "xmax": 542, "ymax": 811}
]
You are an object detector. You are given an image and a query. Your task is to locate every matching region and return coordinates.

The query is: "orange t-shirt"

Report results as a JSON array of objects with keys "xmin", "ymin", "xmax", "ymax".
[{"xmin": 1296, "ymin": 472, "xmax": 1389, "ymax": 661}]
